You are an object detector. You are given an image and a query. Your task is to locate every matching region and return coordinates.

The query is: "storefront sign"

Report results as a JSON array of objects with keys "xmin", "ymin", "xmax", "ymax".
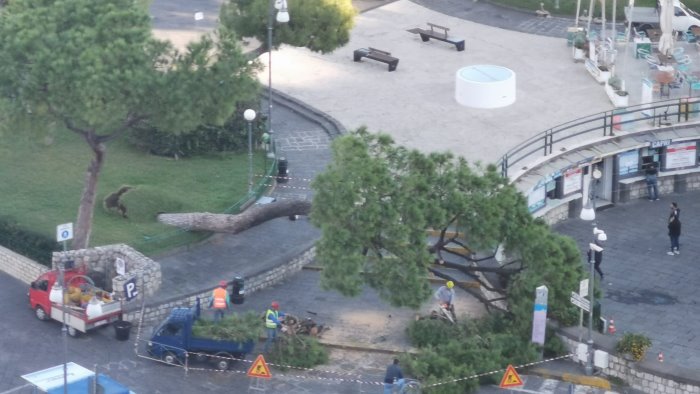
[
  {"xmin": 665, "ymin": 141, "xmax": 697, "ymax": 169},
  {"xmin": 562, "ymin": 167, "xmax": 582, "ymax": 195},
  {"xmin": 651, "ymin": 139, "xmax": 672, "ymax": 149}
]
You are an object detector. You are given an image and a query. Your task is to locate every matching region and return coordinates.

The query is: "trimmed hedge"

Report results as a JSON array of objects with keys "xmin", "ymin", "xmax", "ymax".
[
  {"xmin": 0, "ymin": 216, "xmax": 60, "ymax": 266},
  {"xmin": 127, "ymin": 110, "xmax": 266, "ymax": 158}
]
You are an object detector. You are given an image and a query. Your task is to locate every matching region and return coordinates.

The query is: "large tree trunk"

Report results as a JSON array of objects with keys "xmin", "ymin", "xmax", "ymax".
[
  {"xmin": 72, "ymin": 137, "xmax": 105, "ymax": 250},
  {"xmin": 158, "ymin": 198, "xmax": 312, "ymax": 234}
]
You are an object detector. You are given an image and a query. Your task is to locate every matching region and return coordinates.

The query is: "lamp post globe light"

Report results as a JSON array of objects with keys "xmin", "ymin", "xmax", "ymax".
[
  {"xmin": 244, "ymin": 109, "xmax": 257, "ymax": 194},
  {"xmin": 579, "ymin": 164, "xmax": 604, "ymax": 376},
  {"xmin": 267, "ymin": 0, "xmax": 290, "ymax": 158}
]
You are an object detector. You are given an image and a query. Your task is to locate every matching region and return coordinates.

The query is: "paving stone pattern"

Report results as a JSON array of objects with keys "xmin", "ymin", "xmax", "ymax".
[{"xmin": 553, "ymin": 192, "xmax": 700, "ymax": 368}]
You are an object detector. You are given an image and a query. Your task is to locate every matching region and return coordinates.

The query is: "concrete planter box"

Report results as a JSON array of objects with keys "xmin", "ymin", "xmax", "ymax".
[{"xmin": 605, "ymin": 83, "xmax": 629, "ymax": 108}]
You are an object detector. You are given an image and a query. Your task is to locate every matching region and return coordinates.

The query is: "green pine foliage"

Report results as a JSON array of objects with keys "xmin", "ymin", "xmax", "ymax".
[
  {"xmin": 221, "ymin": 0, "xmax": 356, "ymax": 54},
  {"xmin": 312, "ymin": 129, "xmax": 588, "ymax": 390},
  {"xmin": 266, "ymin": 335, "xmax": 329, "ymax": 369},
  {"xmin": 403, "ymin": 315, "xmax": 539, "ymax": 393},
  {"xmin": 191, "ymin": 312, "xmax": 261, "ymax": 342}
]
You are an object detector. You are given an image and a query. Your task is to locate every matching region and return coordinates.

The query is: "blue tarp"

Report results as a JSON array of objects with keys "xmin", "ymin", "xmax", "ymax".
[{"xmin": 47, "ymin": 374, "xmax": 130, "ymax": 394}]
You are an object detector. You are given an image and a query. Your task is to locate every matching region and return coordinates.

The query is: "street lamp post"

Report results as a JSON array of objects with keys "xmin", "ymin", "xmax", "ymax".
[
  {"xmin": 48, "ymin": 263, "xmax": 68, "ymax": 394},
  {"xmin": 266, "ymin": 0, "xmax": 290, "ymax": 157},
  {"xmin": 244, "ymin": 109, "xmax": 256, "ymax": 194},
  {"xmin": 579, "ymin": 164, "xmax": 604, "ymax": 376}
]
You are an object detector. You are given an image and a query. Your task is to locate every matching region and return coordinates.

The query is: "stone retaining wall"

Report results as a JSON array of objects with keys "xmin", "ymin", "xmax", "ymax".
[
  {"xmin": 557, "ymin": 332, "xmax": 700, "ymax": 393},
  {"xmin": 52, "ymin": 244, "xmax": 161, "ymax": 306},
  {"xmin": 0, "ymin": 245, "xmax": 49, "ymax": 284},
  {"xmin": 123, "ymin": 247, "xmax": 316, "ymax": 324}
]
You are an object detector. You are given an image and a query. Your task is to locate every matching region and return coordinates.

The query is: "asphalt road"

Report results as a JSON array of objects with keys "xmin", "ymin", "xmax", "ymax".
[{"xmin": 0, "ymin": 271, "xmax": 394, "ymax": 393}]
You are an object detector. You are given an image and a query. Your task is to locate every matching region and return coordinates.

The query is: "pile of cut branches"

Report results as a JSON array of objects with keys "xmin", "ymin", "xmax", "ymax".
[{"xmin": 192, "ymin": 312, "xmax": 260, "ymax": 342}]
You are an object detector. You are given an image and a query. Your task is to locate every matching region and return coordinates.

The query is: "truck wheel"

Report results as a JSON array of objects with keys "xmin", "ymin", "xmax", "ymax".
[
  {"xmin": 163, "ymin": 351, "xmax": 181, "ymax": 366},
  {"xmin": 35, "ymin": 306, "xmax": 49, "ymax": 321},
  {"xmin": 67, "ymin": 326, "xmax": 79, "ymax": 337},
  {"xmin": 212, "ymin": 352, "xmax": 232, "ymax": 371}
]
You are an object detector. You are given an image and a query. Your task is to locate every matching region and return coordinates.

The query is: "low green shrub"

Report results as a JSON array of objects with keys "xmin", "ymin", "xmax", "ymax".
[
  {"xmin": 616, "ymin": 332, "xmax": 652, "ymax": 361},
  {"xmin": 267, "ymin": 334, "xmax": 329, "ymax": 369},
  {"xmin": 0, "ymin": 217, "xmax": 59, "ymax": 266},
  {"xmin": 406, "ymin": 318, "xmax": 463, "ymax": 348},
  {"xmin": 127, "ymin": 110, "xmax": 266, "ymax": 158}
]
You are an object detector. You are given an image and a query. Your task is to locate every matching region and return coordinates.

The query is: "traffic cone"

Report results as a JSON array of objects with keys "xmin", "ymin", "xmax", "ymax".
[
  {"xmin": 658, "ymin": 353, "xmax": 664, "ymax": 363},
  {"xmin": 608, "ymin": 319, "xmax": 616, "ymax": 335}
]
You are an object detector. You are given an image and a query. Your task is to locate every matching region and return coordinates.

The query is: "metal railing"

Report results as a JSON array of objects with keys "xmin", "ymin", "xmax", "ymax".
[{"xmin": 498, "ymin": 96, "xmax": 700, "ymax": 178}]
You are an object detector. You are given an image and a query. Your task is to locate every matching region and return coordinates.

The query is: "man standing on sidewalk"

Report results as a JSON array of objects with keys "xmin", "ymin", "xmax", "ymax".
[
  {"xmin": 667, "ymin": 202, "xmax": 681, "ymax": 255},
  {"xmin": 645, "ymin": 162, "xmax": 659, "ymax": 201}
]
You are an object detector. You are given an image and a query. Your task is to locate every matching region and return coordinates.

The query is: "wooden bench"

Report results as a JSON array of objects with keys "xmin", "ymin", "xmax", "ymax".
[
  {"xmin": 408, "ymin": 22, "xmax": 465, "ymax": 51},
  {"xmin": 353, "ymin": 47, "xmax": 399, "ymax": 71}
]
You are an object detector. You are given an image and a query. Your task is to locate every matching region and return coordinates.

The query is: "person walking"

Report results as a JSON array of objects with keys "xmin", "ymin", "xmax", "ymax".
[
  {"xmin": 383, "ymin": 358, "xmax": 405, "ymax": 394},
  {"xmin": 587, "ymin": 235, "xmax": 605, "ymax": 280},
  {"xmin": 263, "ymin": 301, "xmax": 285, "ymax": 353},
  {"xmin": 209, "ymin": 280, "xmax": 230, "ymax": 321},
  {"xmin": 667, "ymin": 202, "xmax": 681, "ymax": 255},
  {"xmin": 434, "ymin": 280, "xmax": 456, "ymax": 322},
  {"xmin": 645, "ymin": 162, "xmax": 659, "ymax": 201}
]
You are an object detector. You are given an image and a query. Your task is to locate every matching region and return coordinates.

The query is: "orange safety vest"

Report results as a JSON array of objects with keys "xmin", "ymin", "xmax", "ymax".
[{"xmin": 212, "ymin": 287, "xmax": 228, "ymax": 309}]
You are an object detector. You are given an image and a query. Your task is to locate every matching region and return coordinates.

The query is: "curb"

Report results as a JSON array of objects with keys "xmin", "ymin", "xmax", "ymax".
[{"xmin": 529, "ymin": 367, "xmax": 612, "ymax": 390}]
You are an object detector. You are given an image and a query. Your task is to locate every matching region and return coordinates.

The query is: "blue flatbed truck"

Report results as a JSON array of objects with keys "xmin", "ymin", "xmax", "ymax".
[{"xmin": 147, "ymin": 302, "xmax": 255, "ymax": 370}]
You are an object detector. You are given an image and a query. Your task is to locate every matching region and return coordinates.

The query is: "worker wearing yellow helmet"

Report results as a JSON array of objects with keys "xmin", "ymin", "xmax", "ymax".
[{"xmin": 434, "ymin": 280, "xmax": 456, "ymax": 321}]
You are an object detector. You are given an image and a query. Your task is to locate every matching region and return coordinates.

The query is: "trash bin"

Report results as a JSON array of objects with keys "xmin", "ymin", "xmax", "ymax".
[
  {"xmin": 277, "ymin": 157, "xmax": 288, "ymax": 183},
  {"xmin": 230, "ymin": 276, "xmax": 245, "ymax": 305},
  {"xmin": 114, "ymin": 320, "xmax": 132, "ymax": 341}
]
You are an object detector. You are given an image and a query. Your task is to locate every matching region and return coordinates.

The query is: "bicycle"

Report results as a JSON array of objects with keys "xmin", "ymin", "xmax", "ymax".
[{"xmin": 399, "ymin": 379, "xmax": 421, "ymax": 394}]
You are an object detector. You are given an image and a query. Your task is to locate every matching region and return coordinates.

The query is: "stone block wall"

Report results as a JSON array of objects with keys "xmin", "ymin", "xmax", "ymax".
[
  {"xmin": 558, "ymin": 334, "xmax": 700, "ymax": 393},
  {"xmin": 123, "ymin": 247, "xmax": 316, "ymax": 324},
  {"xmin": 52, "ymin": 244, "xmax": 161, "ymax": 306},
  {"xmin": 0, "ymin": 245, "xmax": 49, "ymax": 284}
]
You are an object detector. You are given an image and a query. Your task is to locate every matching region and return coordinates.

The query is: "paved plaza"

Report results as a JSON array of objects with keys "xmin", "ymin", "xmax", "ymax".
[{"xmin": 3, "ymin": 0, "xmax": 699, "ymax": 391}]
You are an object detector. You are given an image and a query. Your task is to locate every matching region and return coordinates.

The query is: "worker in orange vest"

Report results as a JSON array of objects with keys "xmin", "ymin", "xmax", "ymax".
[{"xmin": 209, "ymin": 280, "xmax": 230, "ymax": 321}]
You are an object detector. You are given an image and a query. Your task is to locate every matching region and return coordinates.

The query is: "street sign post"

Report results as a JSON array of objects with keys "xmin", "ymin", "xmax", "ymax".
[
  {"xmin": 570, "ymin": 291, "xmax": 590, "ymax": 312},
  {"xmin": 579, "ymin": 279, "xmax": 589, "ymax": 297},
  {"xmin": 56, "ymin": 223, "xmax": 73, "ymax": 252}
]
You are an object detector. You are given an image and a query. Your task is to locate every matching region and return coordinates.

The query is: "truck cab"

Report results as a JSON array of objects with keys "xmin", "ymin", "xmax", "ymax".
[
  {"xmin": 147, "ymin": 302, "xmax": 255, "ymax": 370},
  {"xmin": 29, "ymin": 269, "xmax": 87, "ymax": 322},
  {"xmin": 672, "ymin": 1, "xmax": 700, "ymax": 32},
  {"xmin": 29, "ymin": 268, "xmax": 122, "ymax": 336},
  {"xmin": 147, "ymin": 307, "xmax": 194, "ymax": 364}
]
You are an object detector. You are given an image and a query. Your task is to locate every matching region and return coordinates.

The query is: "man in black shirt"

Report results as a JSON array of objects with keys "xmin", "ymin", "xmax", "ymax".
[{"xmin": 384, "ymin": 358, "xmax": 405, "ymax": 393}]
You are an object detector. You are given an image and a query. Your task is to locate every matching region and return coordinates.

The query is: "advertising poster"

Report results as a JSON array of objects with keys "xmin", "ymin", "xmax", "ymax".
[
  {"xmin": 527, "ymin": 182, "xmax": 546, "ymax": 213},
  {"xmin": 562, "ymin": 167, "xmax": 582, "ymax": 195},
  {"xmin": 618, "ymin": 150, "xmax": 639, "ymax": 176},
  {"xmin": 665, "ymin": 141, "xmax": 697, "ymax": 169}
]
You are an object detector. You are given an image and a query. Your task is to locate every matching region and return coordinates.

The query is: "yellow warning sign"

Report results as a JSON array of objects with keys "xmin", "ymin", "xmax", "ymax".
[
  {"xmin": 499, "ymin": 364, "xmax": 523, "ymax": 388},
  {"xmin": 247, "ymin": 354, "xmax": 272, "ymax": 379}
]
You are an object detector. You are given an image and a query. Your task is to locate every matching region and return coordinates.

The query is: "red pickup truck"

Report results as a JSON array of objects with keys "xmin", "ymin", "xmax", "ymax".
[{"xmin": 29, "ymin": 268, "xmax": 123, "ymax": 337}]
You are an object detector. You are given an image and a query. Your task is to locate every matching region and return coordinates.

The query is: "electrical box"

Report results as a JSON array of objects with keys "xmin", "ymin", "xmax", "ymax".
[
  {"xmin": 594, "ymin": 350, "xmax": 609, "ymax": 368},
  {"xmin": 576, "ymin": 343, "xmax": 588, "ymax": 363}
]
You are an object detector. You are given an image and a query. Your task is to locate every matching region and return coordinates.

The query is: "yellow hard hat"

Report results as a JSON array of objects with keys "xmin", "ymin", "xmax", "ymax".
[{"xmin": 446, "ymin": 281, "xmax": 454, "ymax": 289}]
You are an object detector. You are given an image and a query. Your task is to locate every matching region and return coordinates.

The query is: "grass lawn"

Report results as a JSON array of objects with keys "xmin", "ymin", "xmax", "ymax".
[
  {"xmin": 491, "ymin": 0, "xmax": 700, "ymax": 18},
  {"xmin": 0, "ymin": 126, "xmax": 266, "ymax": 256}
]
